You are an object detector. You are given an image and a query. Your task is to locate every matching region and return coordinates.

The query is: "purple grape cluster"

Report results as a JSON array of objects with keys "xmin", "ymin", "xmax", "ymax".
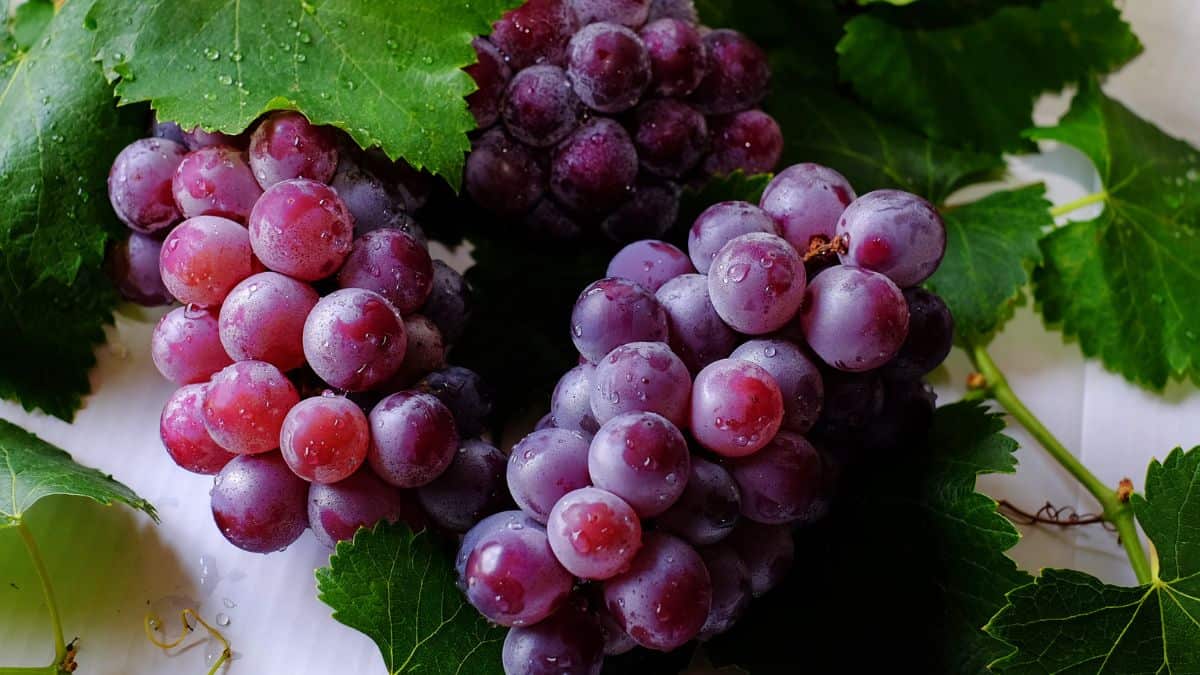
[
  {"xmin": 108, "ymin": 111, "xmax": 507, "ymax": 554},
  {"xmin": 456, "ymin": 160, "xmax": 953, "ymax": 673},
  {"xmin": 464, "ymin": 0, "xmax": 783, "ymax": 243}
]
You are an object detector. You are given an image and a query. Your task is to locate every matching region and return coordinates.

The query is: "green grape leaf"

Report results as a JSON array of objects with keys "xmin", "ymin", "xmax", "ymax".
[
  {"xmin": 927, "ymin": 185, "xmax": 1050, "ymax": 344},
  {"xmin": 1030, "ymin": 80, "xmax": 1200, "ymax": 389},
  {"xmin": 315, "ymin": 521, "xmax": 505, "ymax": 675},
  {"xmin": 838, "ymin": 0, "xmax": 1141, "ymax": 153},
  {"xmin": 0, "ymin": 0, "xmax": 145, "ymax": 420},
  {"xmin": 708, "ymin": 402, "xmax": 1031, "ymax": 673},
  {"xmin": 88, "ymin": 0, "xmax": 521, "ymax": 189},
  {"xmin": 0, "ymin": 418, "xmax": 157, "ymax": 527},
  {"xmin": 986, "ymin": 447, "xmax": 1200, "ymax": 673},
  {"xmin": 11, "ymin": 0, "xmax": 53, "ymax": 50}
]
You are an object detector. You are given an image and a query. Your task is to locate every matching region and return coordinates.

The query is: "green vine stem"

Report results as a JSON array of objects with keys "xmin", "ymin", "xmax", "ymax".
[
  {"xmin": 971, "ymin": 344, "xmax": 1154, "ymax": 585},
  {"xmin": 0, "ymin": 522, "xmax": 68, "ymax": 675},
  {"xmin": 1049, "ymin": 190, "xmax": 1107, "ymax": 217}
]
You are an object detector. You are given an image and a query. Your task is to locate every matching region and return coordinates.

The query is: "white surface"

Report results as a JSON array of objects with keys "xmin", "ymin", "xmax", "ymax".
[{"xmin": 2, "ymin": 2, "xmax": 1200, "ymax": 672}]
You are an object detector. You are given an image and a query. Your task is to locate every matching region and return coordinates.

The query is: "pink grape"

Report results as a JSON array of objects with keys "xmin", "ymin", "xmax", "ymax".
[
  {"xmin": 605, "ymin": 239, "xmax": 693, "ymax": 292},
  {"xmin": 689, "ymin": 358, "xmax": 783, "ymax": 457},
  {"xmin": 211, "ymin": 453, "xmax": 309, "ymax": 553},
  {"xmin": 151, "ymin": 305, "xmax": 233, "ymax": 385},
  {"xmin": 466, "ymin": 37, "xmax": 512, "ymax": 128},
  {"xmin": 279, "ymin": 394, "xmax": 370, "ymax": 483},
  {"xmin": 566, "ymin": 23, "xmax": 651, "ymax": 113},
  {"xmin": 707, "ymin": 232, "xmax": 806, "ymax": 334},
  {"xmin": 570, "ymin": 0, "xmax": 650, "ymax": 27},
  {"xmin": 416, "ymin": 439, "xmax": 507, "ymax": 533},
  {"xmin": 203, "ymin": 361, "xmax": 300, "ymax": 455},
  {"xmin": 108, "ymin": 137, "xmax": 186, "ymax": 234},
  {"xmin": 491, "ymin": 0, "xmax": 580, "ymax": 70},
  {"xmin": 687, "ymin": 200, "xmax": 778, "ymax": 274},
  {"xmin": 183, "ymin": 126, "xmax": 243, "ymax": 150},
  {"xmin": 160, "ymin": 384, "xmax": 235, "ymax": 475},
  {"xmin": 308, "ymin": 468, "xmax": 425, "ymax": 549},
  {"xmin": 596, "ymin": 600, "xmax": 637, "ymax": 655},
  {"xmin": 728, "ymin": 431, "xmax": 827, "ymax": 525},
  {"xmin": 640, "ymin": 17, "xmax": 707, "ymax": 97},
  {"xmin": 689, "ymin": 29, "xmax": 769, "ymax": 115},
  {"xmin": 728, "ymin": 521, "xmax": 793, "ymax": 596},
  {"xmin": 107, "ymin": 233, "xmax": 172, "ymax": 306},
  {"xmin": 602, "ymin": 532, "xmax": 711, "ymax": 651},
  {"xmin": 502, "ymin": 599, "xmax": 605, "ymax": 675},
  {"xmin": 464, "ymin": 519, "xmax": 574, "ymax": 626},
  {"xmin": 655, "ymin": 273, "xmax": 738, "ymax": 373},
  {"xmin": 730, "ymin": 339, "xmax": 823, "ymax": 433},
  {"xmin": 656, "ymin": 456, "xmax": 741, "ymax": 546},
  {"xmin": 696, "ymin": 543, "xmax": 752, "ymax": 640},
  {"xmin": 218, "ymin": 272, "xmax": 319, "ymax": 371},
  {"xmin": 302, "ymin": 288, "xmax": 408, "ymax": 391},
  {"xmin": 248, "ymin": 111, "xmax": 339, "ymax": 188},
  {"xmin": 159, "ymin": 215, "xmax": 255, "ymax": 306},
  {"xmin": 171, "ymin": 145, "xmax": 262, "ymax": 223},
  {"xmin": 589, "ymin": 341, "xmax": 691, "ymax": 427},
  {"xmin": 367, "ymin": 391, "xmax": 459, "ymax": 488},
  {"xmin": 588, "ymin": 412, "xmax": 689, "ymax": 517},
  {"xmin": 550, "ymin": 364, "xmax": 600, "ymax": 434},
  {"xmin": 248, "ymin": 178, "xmax": 354, "ymax": 281},
  {"xmin": 704, "ymin": 109, "xmax": 783, "ymax": 176},
  {"xmin": 336, "ymin": 229, "xmax": 433, "ymax": 315},
  {"xmin": 570, "ymin": 277, "xmax": 669, "ymax": 363},
  {"xmin": 799, "ymin": 265, "xmax": 909, "ymax": 372},
  {"xmin": 457, "ymin": 510, "xmax": 539, "ymax": 585},
  {"xmin": 759, "ymin": 163, "xmax": 856, "ymax": 252},
  {"xmin": 547, "ymin": 487, "xmax": 642, "ymax": 579},
  {"xmin": 508, "ymin": 428, "xmax": 593, "ymax": 523},
  {"xmin": 836, "ymin": 189, "xmax": 947, "ymax": 288}
]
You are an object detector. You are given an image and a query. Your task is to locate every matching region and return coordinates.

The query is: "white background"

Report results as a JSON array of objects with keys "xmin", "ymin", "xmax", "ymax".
[{"xmin": 2, "ymin": 2, "xmax": 1199, "ymax": 672}]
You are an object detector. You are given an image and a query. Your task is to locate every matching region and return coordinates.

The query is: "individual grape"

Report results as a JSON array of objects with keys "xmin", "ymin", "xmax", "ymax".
[
  {"xmin": 656, "ymin": 457, "xmax": 740, "ymax": 546},
  {"xmin": 151, "ymin": 305, "xmax": 233, "ymax": 385},
  {"xmin": 502, "ymin": 65, "xmax": 581, "ymax": 148},
  {"xmin": 632, "ymin": 99, "xmax": 708, "ymax": 178},
  {"xmin": 330, "ymin": 156, "xmax": 415, "ymax": 237},
  {"xmin": 759, "ymin": 163, "xmax": 856, "ymax": 253},
  {"xmin": 210, "ymin": 453, "xmax": 309, "ymax": 553},
  {"xmin": 837, "ymin": 189, "xmax": 946, "ymax": 288},
  {"xmin": 730, "ymin": 339, "xmax": 823, "ymax": 433},
  {"xmin": 248, "ymin": 111, "xmax": 339, "ymax": 188},
  {"xmin": 606, "ymin": 240, "xmax": 692, "ymax": 292},
  {"xmin": 696, "ymin": 543, "xmax": 751, "ymax": 640},
  {"xmin": 550, "ymin": 364, "xmax": 600, "ymax": 435},
  {"xmin": 728, "ymin": 431, "xmax": 826, "ymax": 525},
  {"xmin": 367, "ymin": 391, "xmax": 460, "ymax": 488},
  {"xmin": 655, "ymin": 274, "xmax": 738, "ymax": 373},
  {"xmin": 690, "ymin": 358, "xmax": 783, "ymax": 457},
  {"xmin": 108, "ymin": 137, "xmax": 187, "ymax": 234},
  {"xmin": 203, "ymin": 361, "xmax": 300, "ymax": 455},
  {"xmin": 171, "ymin": 145, "xmax": 263, "ymax": 223},
  {"xmin": 218, "ymin": 272, "xmax": 319, "ymax": 371},
  {"xmin": 704, "ymin": 110, "xmax": 783, "ymax": 176},
  {"xmin": 416, "ymin": 366, "xmax": 495, "ymax": 438},
  {"xmin": 416, "ymin": 439, "xmax": 508, "ymax": 533},
  {"xmin": 491, "ymin": 0, "xmax": 580, "ymax": 70},
  {"xmin": 457, "ymin": 510, "xmax": 538, "ymax": 585},
  {"xmin": 599, "ymin": 180, "xmax": 681, "ymax": 242},
  {"xmin": 302, "ymin": 288, "xmax": 408, "ymax": 391},
  {"xmin": 386, "ymin": 156, "xmax": 435, "ymax": 212},
  {"xmin": 526, "ymin": 198, "xmax": 588, "ymax": 241},
  {"xmin": 728, "ymin": 521, "xmax": 793, "ymax": 596},
  {"xmin": 799, "ymin": 266, "xmax": 909, "ymax": 372},
  {"xmin": 570, "ymin": 0, "xmax": 650, "ymax": 27},
  {"xmin": 647, "ymin": 0, "xmax": 697, "ymax": 23},
  {"xmin": 602, "ymin": 532, "xmax": 711, "ymax": 651},
  {"xmin": 707, "ymin": 232, "xmax": 806, "ymax": 334},
  {"xmin": 183, "ymin": 126, "xmax": 243, "ymax": 150},
  {"xmin": 590, "ymin": 341, "xmax": 691, "ymax": 427},
  {"xmin": 816, "ymin": 369, "xmax": 884, "ymax": 436},
  {"xmin": 336, "ymin": 229, "xmax": 432, "ymax": 315},
  {"xmin": 570, "ymin": 277, "xmax": 668, "ymax": 363},
  {"xmin": 107, "ymin": 233, "xmax": 172, "ymax": 306},
  {"xmin": 151, "ymin": 118, "xmax": 187, "ymax": 145},
  {"xmin": 420, "ymin": 261, "xmax": 471, "ymax": 345},
  {"xmin": 386, "ymin": 315, "xmax": 447, "ymax": 387},
  {"xmin": 279, "ymin": 393, "xmax": 370, "ymax": 483},
  {"xmin": 308, "ymin": 468, "xmax": 425, "ymax": 549},
  {"xmin": 248, "ymin": 178, "xmax": 354, "ymax": 281},
  {"xmin": 507, "ymin": 428, "xmax": 593, "ymax": 523},
  {"xmin": 550, "ymin": 118, "xmax": 638, "ymax": 213},
  {"xmin": 464, "ymin": 519, "xmax": 574, "ymax": 626},
  {"xmin": 588, "ymin": 412, "xmax": 689, "ymax": 517},
  {"xmin": 686, "ymin": 200, "xmax": 778, "ymax": 274},
  {"xmin": 158, "ymin": 215, "xmax": 255, "ymax": 306},
  {"xmin": 595, "ymin": 600, "xmax": 637, "ymax": 655},
  {"xmin": 547, "ymin": 487, "xmax": 642, "ymax": 579},
  {"xmin": 689, "ymin": 29, "xmax": 770, "ymax": 115},
  {"xmin": 640, "ymin": 18, "xmax": 707, "ymax": 97},
  {"xmin": 886, "ymin": 288, "xmax": 954, "ymax": 379},
  {"xmin": 566, "ymin": 23, "xmax": 651, "ymax": 114},
  {"xmin": 466, "ymin": 37, "xmax": 512, "ymax": 128},
  {"xmin": 160, "ymin": 384, "xmax": 236, "ymax": 475},
  {"xmin": 464, "ymin": 128, "xmax": 546, "ymax": 217},
  {"xmin": 502, "ymin": 600, "xmax": 605, "ymax": 675},
  {"xmin": 535, "ymin": 413, "xmax": 556, "ymax": 431}
]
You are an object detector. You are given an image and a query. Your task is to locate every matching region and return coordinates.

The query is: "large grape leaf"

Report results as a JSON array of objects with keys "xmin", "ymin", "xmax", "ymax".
[
  {"xmin": 838, "ymin": 0, "xmax": 1141, "ymax": 153},
  {"xmin": 986, "ymin": 447, "xmax": 1200, "ymax": 672},
  {"xmin": 0, "ymin": 0, "xmax": 145, "ymax": 419},
  {"xmin": 88, "ymin": 0, "xmax": 521, "ymax": 189},
  {"xmin": 315, "ymin": 521, "xmax": 505, "ymax": 675},
  {"xmin": 1030, "ymin": 80, "xmax": 1200, "ymax": 389}
]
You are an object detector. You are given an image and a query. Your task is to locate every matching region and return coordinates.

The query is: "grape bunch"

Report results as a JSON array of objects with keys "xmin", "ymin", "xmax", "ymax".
[
  {"xmin": 107, "ymin": 110, "xmax": 505, "ymax": 554},
  {"xmin": 463, "ymin": 0, "xmax": 782, "ymax": 242},
  {"xmin": 455, "ymin": 160, "xmax": 953, "ymax": 673}
]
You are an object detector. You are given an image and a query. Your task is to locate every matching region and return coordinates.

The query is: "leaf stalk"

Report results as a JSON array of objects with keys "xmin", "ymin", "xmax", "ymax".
[{"xmin": 1049, "ymin": 191, "xmax": 1107, "ymax": 217}]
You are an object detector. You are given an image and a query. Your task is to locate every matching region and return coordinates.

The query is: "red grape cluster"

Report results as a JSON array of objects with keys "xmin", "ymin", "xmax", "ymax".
[{"xmin": 463, "ymin": 0, "xmax": 782, "ymax": 242}]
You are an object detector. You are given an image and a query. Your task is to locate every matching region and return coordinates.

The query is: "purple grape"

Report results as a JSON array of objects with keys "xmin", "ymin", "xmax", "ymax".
[
  {"xmin": 550, "ymin": 118, "xmax": 638, "ymax": 213},
  {"xmin": 656, "ymin": 456, "xmax": 741, "ymax": 546},
  {"xmin": 728, "ymin": 521, "xmax": 793, "ymax": 596},
  {"xmin": 686, "ymin": 200, "xmax": 777, "ymax": 274},
  {"xmin": 595, "ymin": 596, "xmax": 638, "ymax": 655},
  {"xmin": 151, "ymin": 305, "xmax": 233, "ymax": 385},
  {"xmin": 648, "ymin": 0, "xmax": 697, "ymax": 22},
  {"xmin": 655, "ymin": 273, "xmax": 738, "ymax": 373},
  {"xmin": 588, "ymin": 412, "xmax": 689, "ymax": 517},
  {"xmin": 491, "ymin": 0, "xmax": 580, "ymax": 70},
  {"xmin": 640, "ymin": 18, "xmax": 707, "ymax": 97},
  {"xmin": 730, "ymin": 339, "xmax": 823, "ymax": 433},
  {"xmin": 886, "ymin": 288, "xmax": 954, "ymax": 379},
  {"xmin": 159, "ymin": 215, "xmax": 255, "ymax": 306},
  {"xmin": 550, "ymin": 364, "xmax": 600, "ymax": 434},
  {"xmin": 704, "ymin": 109, "xmax": 783, "ymax": 176},
  {"xmin": 336, "ymin": 229, "xmax": 433, "ymax": 315},
  {"xmin": 171, "ymin": 145, "xmax": 263, "ymax": 223},
  {"xmin": 464, "ymin": 519, "xmax": 574, "ymax": 626},
  {"xmin": 566, "ymin": 23, "xmax": 651, "ymax": 113},
  {"xmin": 590, "ymin": 341, "xmax": 691, "ymax": 427},
  {"xmin": 160, "ymin": 384, "xmax": 235, "ymax": 475},
  {"xmin": 107, "ymin": 233, "xmax": 172, "ymax": 306},
  {"xmin": 416, "ymin": 439, "xmax": 508, "ymax": 533},
  {"xmin": 535, "ymin": 413, "xmax": 556, "ymax": 431},
  {"xmin": 689, "ymin": 29, "xmax": 770, "ymax": 115},
  {"xmin": 108, "ymin": 137, "xmax": 186, "ymax": 234},
  {"xmin": 386, "ymin": 314, "xmax": 446, "ymax": 388},
  {"xmin": 603, "ymin": 532, "xmax": 711, "ymax": 651},
  {"xmin": 368, "ymin": 391, "xmax": 459, "ymax": 488},
  {"xmin": 466, "ymin": 37, "xmax": 512, "ymax": 128},
  {"xmin": 219, "ymin": 272, "xmax": 319, "ymax": 371},
  {"xmin": 182, "ymin": 127, "xmax": 243, "ymax": 151},
  {"xmin": 837, "ymin": 189, "xmax": 947, "ymax": 288},
  {"xmin": 248, "ymin": 111, "xmax": 339, "ymax": 189},
  {"xmin": 210, "ymin": 453, "xmax": 309, "ymax": 553},
  {"xmin": 507, "ymin": 428, "xmax": 593, "ymax": 523},
  {"xmin": 279, "ymin": 394, "xmax": 370, "ymax": 484},
  {"xmin": 707, "ymin": 232, "xmax": 806, "ymax": 334},
  {"xmin": 151, "ymin": 118, "xmax": 187, "ymax": 145},
  {"xmin": 570, "ymin": 0, "xmax": 650, "ymax": 27},
  {"xmin": 817, "ymin": 369, "xmax": 884, "ymax": 435},
  {"xmin": 308, "ymin": 468, "xmax": 425, "ymax": 549},
  {"xmin": 606, "ymin": 240, "xmax": 693, "ymax": 292},
  {"xmin": 526, "ymin": 198, "xmax": 588, "ymax": 240},
  {"xmin": 689, "ymin": 358, "xmax": 783, "ymax": 457},
  {"xmin": 203, "ymin": 361, "xmax": 300, "ymax": 455},
  {"xmin": 248, "ymin": 178, "xmax": 354, "ymax": 281},
  {"xmin": 728, "ymin": 431, "xmax": 825, "ymax": 525},
  {"xmin": 330, "ymin": 155, "xmax": 416, "ymax": 238},
  {"xmin": 457, "ymin": 510, "xmax": 538, "ymax": 585},
  {"xmin": 759, "ymin": 163, "xmax": 856, "ymax": 253},
  {"xmin": 465, "ymin": 128, "xmax": 546, "ymax": 217},
  {"xmin": 502, "ymin": 65, "xmax": 581, "ymax": 147},
  {"xmin": 420, "ymin": 261, "xmax": 472, "ymax": 345},
  {"xmin": 416, "ymin": 366, "xmax": 495, "ymax": 438},
  {"xmin": 302, "ymin": 288, "xmax": 408, "ymax": 391},
  {"xmin": 799, "ymin": 266, "xmax": 909, "ymax": 372},
  {"xmin": 696, "ymin": 543, "xmax": 752, "ymax": 640},
  {"xmin": 547, "ymin": 486, "xmax": 642, "ymax": 579},
  {"xmin": 502, "ymin": 600, "xmax": 605, "ymax": 675},
  {"xmin": 632, "ymin": 99, "xmax": 708, "ymax": 178},
  {"xmin": 599, "ymin": 179, "xmax": 681, "ymax": 242},
  {"xmin": 570, "ymin": 277, "xmax": 669, "ymax": 363}
]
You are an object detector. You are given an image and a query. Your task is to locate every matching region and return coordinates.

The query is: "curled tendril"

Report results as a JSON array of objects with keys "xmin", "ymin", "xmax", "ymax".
[{"xmin": 143, "ymin": 608, "xmax": 232, "ymax": 675}]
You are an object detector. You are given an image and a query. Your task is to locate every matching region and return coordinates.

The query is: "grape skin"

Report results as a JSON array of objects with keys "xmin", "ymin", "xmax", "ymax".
[
  {"xmin": 546, "ymin": 486, "xmax": 642, "ymax": 579},
  {"xmin": 687, "ymin": 200, "xmax": 778, "ymax": 274},
  {"xmin": 759, "ymin": 163, "xmax": 856, "ymax": 253},
  {"xmin": 248, "ymin": 178, "xmax": 355, "ymax": 282},
  {"xmin": 248, "ymin": 111, "xmax": 339, "ymax": 189},
  {"xmin": 689, "ymin": 358, "xmax": 784, "ymax": 457},
  {"xmin": 501, "ymin": 64, "xmax": 582, "ymax": 148},
  {"xmin": 330, "ymin": 150, "xmax": 416, "ymax": 237},
  {"xmin": 566, "ymin": 23, "xmax": 651, "ymax": 114},
  {"xmin": 416, "ymin": 366, "xmax": 495, "ymax": 439},
  {"xmin": 730, "ymin": 339, "xmax": 823, "ymax": 434},
  {"xmin": 491, "ymin": 0, "xmax": 580, "ymax": 70},
  {"xmin": 602, "ymin": 532, "xmax": 711, "ymax": 651},
  {"xmin": 655, "ymin": 273, "xmax": 738, "ymax": 374},
  {"xmin": 550, "ymin": 364, "xmax": 601, "ymax": 435},
  {"xmin": 647, "ymin": 0, "xmax": 697, "ymax": 23},
  {"xmin": 107, "ymin": 233, "xmax": 173, "ymax": 306},
  {"xmin": 464, "ymin": 520, "xmax": 574, "ymax": 627},
  {"xmin": 218, "ymin": 271, "xmax": 319, "ymax": 372},
  {"xmin": 420, "ymin": 260, "xmax": 472, "ymax": 345},
  {"xmin": 336, "ymin": 228, "xmax": 433, "ymax": 315},
  {"xmin": 308, "ymin": 468, "xmax": 424, "ymax": 549},
  {"xmin": 466, "ymin": 37, "xmax": 512, "ymax": 128},
  {"xmin": 656, "ymin": 456, "xmax": 741, "ymax": 546},
  {"xmin": 550, "ymin": 118, "xmax": 639, "ymax": 213},
  {"xmin": 465, "ymin": 128, "xmax": 546, "ymax": 217},
  {"xmin": 689, "ymin": 29, "xmax": 770, "ymax": 115},
  {"xmin": 707, "ymin": 232, "xmax": 806, "ymax": 335},
  {"xmin": 837, "ymin": 189, "xmax": 946, "ymax": 288},
  {"xmin": 279, "ymin": 394, "xmax": 370, "ymax": 484},
  {"xmin": 159, "ymin": 215, "xmax": 255, "ymax": 307},
  {"xmin": 728, "ymin": 431, "xmax": 827, "ymax": 525},
  {"xmin": 570, "ymin": 277, "xmax": 669, "ymax": 363},
  {"xmin": 704, "ymin": 109, "xmax": 783, "ymax": 176},
  {"xmin": 570, "ymin": 0, "xmax": 651, "ymax": 27},
  {"xmin": 171, "ymin": 145, "xmax": 262, "ymax": 223},
  {"xmin": 640, "ymin": 18, "xmax": 707, "ymax": 97},
  {"xmin": 108, "ymin": 137, "xmax": 186, "ymax": 234},
  {"xmin": 386, "ymin": 314, "xmax": 447, "ymax": 388},
  {"xmin": 302, "ymin": 288, "xmax": 408, "ymax": 392},
  {"xmin": 210, "ymin": 453, "xmax": 309, "ymax": 553},
  {"xmin": 632, "ymin": 99, "xmax": 708, "ymax": 178},
  {"xmin": 886, "ymin": 288, "xmax": 954, "ymax": 379},
  {"xmin": 590, "ymin": 341, "xmax": 691, "ymax": 427},
  {"xmin": 587, "ymin": 411, "xmax": 690, "ymax": 517},
  {"xmin": 799, "ymin": 265, "xmax": 909, "ymax": 372},
  {"xmin": 367, "ymin": 391, "xmax": 459, "ymax": 488},
  {"xmin": 416, "ymin": 439, "xmax": 508, "ymax": 533},
  {"xmin": 502, "ymin": 599, "xmax": 606, "ymax": 675},
  {"xmin": 605, "ymin": 239, "xmax": 693, "ymax": 293},
  {"xmin": 202, "ymin": 361, "xmax": 300, "ymax": 455},
  {"xmin": 599, "ymin": 180, "xmax": 681, "ymax": 242},
  {"xmin": 182, "ymin": 126, "xmax": 243, "ymax": 151},
  {"xmin": 507, "ymin": 428, "xmax": 593, "ymax": 523},
  {"xmin": 696, "ymin": 542, "xmax": 751, "ymax": 640},
  {"xmin": 457, "ymin": 510, "xmax": 539, "ymax": 586},
  {"xmin": 151, "ymin": 305, "xmax": 233, "ymax": 385},
  {"xmin": 160, "ymin": 384, "xmax": 235, "ymax": 475}
]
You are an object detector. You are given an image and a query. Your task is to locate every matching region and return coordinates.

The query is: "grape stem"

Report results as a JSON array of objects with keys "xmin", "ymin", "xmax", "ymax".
[
  {"xmin": 144, "ymin": 608, "xmax": 232, "ymax": 675},
  {"xmin": 1049, "ymin": 191, "xmax": 1107, "ymax": 217},
  {"xmin": 970, "ymin": 344, "xmax": 1154, "ymax": 585},
  {"xmin": 0, "ymin": 522, "xmax": 70, "ymax": 674}
]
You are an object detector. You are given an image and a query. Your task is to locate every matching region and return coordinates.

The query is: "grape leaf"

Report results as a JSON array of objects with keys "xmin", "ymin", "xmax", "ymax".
[
  {"xmin": 926, "ymin": 185, "xmax": 1050, "ymax": 344},
  {"xmin": 986, "ymin": 446, "xmax": 1200, "ymax": 673},
  {"xmin": 838, "ymin": 0, "xmax": 1142, "ymax": 153},
  {"xmin": 315, "ymin": 521, "xmax": 504, "ymax": 675},
  {"xmin": 0, "ymin": 418, "xmax": 157, "ymax": 527},
  {"xmin": 11, "ymin": 0, "xmax": 53, "ymax": 50},
  {"xmin": 1030, "ymin": 80, "xmax": 1200, "ymax": 389},
  {"xmin": 0, "ymin": 0, "xmax": 145, "ymax": 420},
  {"xmin": 88, "ymin": 0, "xmax": 521, "ymax": 189},
  {"xmin": 707, "ymin": 401, "xmax": 1031, "ymax": 673}
]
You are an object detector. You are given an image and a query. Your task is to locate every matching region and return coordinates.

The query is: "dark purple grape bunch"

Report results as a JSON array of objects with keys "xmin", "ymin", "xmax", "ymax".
[
  {"xmin": 455, "ymin": 160, "xmax": 953, "ymax": 672},
  {"xmin": 463, "ymin": 0, "xmax": 782, "ymax": 243},
  {"xmin": 107, "ymin": 111, "xmax": 509, "ymax": 554}
]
